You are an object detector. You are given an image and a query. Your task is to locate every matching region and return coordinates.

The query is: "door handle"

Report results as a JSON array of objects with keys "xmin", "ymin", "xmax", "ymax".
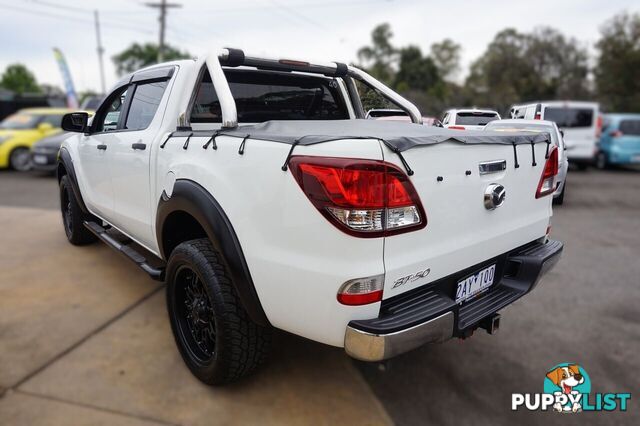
[
  {"xmin": 97, "ymin": 144, "xmax": 107, "ymax": 150},
  {"xmin": 131, "ymin": 143, "xmax": 147, "ymax": 150}
]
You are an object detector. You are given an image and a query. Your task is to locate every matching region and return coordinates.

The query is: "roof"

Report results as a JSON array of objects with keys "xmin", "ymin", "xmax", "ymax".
[{"xmin": 18, "ymin": 107, "xmax": 74, "ymax": 115}]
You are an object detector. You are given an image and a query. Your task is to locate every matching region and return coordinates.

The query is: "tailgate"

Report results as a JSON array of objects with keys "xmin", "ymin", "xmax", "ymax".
[{"xmin": 381, "ymin": 141, "xmax": 552, "ymax": 299}]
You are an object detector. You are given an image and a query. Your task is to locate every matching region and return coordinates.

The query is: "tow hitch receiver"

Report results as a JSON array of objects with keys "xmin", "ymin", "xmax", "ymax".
[{"xmin": 480, "ymin": 313, "xmax": 501, "ymax": 335}]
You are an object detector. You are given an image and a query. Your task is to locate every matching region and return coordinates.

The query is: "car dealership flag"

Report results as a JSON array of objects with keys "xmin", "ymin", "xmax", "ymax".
[{"xmin": 53, "ymin": 48, "xmax": 79, "ymax": 109}]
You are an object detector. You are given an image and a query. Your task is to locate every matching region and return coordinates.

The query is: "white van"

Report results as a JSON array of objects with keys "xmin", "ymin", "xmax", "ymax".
[{"xmin": 510, "ymin": 101, "xmax": 601, "ymax": 169}]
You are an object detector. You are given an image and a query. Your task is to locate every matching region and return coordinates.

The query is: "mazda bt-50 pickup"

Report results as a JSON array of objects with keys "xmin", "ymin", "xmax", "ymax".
[{"xmin": 57, "ymin": 48, "xmax": 563, "ymax": 385}]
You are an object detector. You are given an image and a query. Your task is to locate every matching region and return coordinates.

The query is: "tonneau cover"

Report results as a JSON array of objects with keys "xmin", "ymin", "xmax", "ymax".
[{"xmin": 219, "ymin": 119, "xmax": 550, "ymax": 152}]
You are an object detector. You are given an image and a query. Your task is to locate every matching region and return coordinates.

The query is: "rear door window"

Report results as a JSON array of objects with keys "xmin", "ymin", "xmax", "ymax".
[
  {"xmin": 124, "ymin": 81, "xmax": 168, "ymax": 131},
  {"xmin": 455, "ymin": 112, "xmax": 499, "ymax": 126},
  {"xmin": 544, "ymin": 108, "xmax": 594, "ymax": 128},
  {"xmin": 619, "ymin": 119, "xmax": 640, "ymax": 136},
  {"xmin": 191, "ymin": 69, "xmax": 349, "ymax": 123}
]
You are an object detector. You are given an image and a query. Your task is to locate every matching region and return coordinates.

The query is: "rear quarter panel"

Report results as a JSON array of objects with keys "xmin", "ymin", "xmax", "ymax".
[{"xmin": 155, "ymin": 136, "xmax": 386, "ymax": 347}]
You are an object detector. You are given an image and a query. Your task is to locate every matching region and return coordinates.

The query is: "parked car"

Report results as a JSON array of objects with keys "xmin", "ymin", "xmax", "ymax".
[
  {"xmin": 596, "ymin": 114, "xmax": 640, "ymax": 169},
  {"xmin": 31, "ymin": 132, "xmax": 72, "ymax": 173},
  {"xmin": 510, "ymin": 101, "xmax": 601, "ymax": 169},
  {"xmin": 0, "ymin": 107, "xmax": 72, "ymax": 171},
  {"xmin": 441, "ymin": 108, "xmax": 501, "ymax": 130},
  {"xmin": 485, "ymin": 119, "xmax": 569, "ymax": 204},
  {"xmin": 57, "ymin": 49, "xmax": 562, "ymax": 385}
]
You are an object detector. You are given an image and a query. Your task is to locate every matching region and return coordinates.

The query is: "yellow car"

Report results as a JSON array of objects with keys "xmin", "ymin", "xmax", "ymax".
[{"xmin": 0, "ymin": 107, "xmax": 73, "ymax": 171}]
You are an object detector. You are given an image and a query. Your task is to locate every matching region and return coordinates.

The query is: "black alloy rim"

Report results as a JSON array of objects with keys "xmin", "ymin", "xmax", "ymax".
[
  {"xmin": 174, "ymin": 266, "xmax": 217, "ymax": 363},
  {"xmin": 62, "ymin": 186, "xmax": 73, "ymax": 236}
]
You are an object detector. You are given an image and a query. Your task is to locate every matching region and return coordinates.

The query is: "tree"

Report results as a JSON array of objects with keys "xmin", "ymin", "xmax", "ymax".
[
  {"xmin": 0, "ymin": 64, "xmax": 41, "ymax": 94},
  {"xmin": 112, "ymin": 43, "xmax": 191, "ymax": 76},
  {"xmin": 526, "ymin": 27, "xmax": 589, "ymax": 99},
  {"xmin": 357, "ymin": 23, "xmax": 397, "ymax": 84},
  {"xmin": 430, "ymin": 39, "xmax": 461, "ymax": 82},
  {"xmin": 595, "ymin": 12, "xmax": 640, "ymax": 112},
  {"xmin": 465, "ymin": 27, "xmax": 590, "ymax": 113},
  {"xmin": 395, "ymin": 45, "xmax": 441, "ymax": 92}
]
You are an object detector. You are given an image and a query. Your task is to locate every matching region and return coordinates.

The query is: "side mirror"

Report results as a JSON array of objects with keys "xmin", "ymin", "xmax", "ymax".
[
  {"xmin": 37, "ymin": 122, "xmax": 54, "ymax": 133},
  {"xmin": 61, "ymin": 112, "xmax": 89, "ymax": 133}
]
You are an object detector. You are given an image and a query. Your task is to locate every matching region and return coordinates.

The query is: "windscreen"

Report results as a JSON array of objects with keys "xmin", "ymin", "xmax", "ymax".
[
  {"xmin": 191, "ymin": 69, "xmax": 349, "ymax": 123},
  {"xmin": 0, "ymin": 113, "xmax": 40, "ymax": 130},
  {"xmin": 619, "ymin": 119, "xmax": 640, "ymax": 136},
  {"xmin": 455, "ymin": 112, "xmax": 499, "ymax": 126},
  {"xmin": 544, "ymin": 107, "xmax": 594, "ymax": 128}
]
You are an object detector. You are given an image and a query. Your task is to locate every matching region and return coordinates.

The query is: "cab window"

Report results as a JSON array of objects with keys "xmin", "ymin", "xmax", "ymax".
[
  {"xmin": 191, "ymin": 69, "xmax": 349, "ymax": 123},
  {"xmin": 95, "ymin": 87, "xmax": 129, "ymax": 132},
  {"xmin": 124, "ymin": 81, "xmax": 168, "ymax": 130}
]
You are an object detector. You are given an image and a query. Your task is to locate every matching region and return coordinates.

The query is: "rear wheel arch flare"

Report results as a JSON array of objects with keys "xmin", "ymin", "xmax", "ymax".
[
  {"xmin": 156, "ymin": 179, "xmax": 270, "ymax": 327},
  {"xmin": 57, "ymin": 148, "xmax": 89, "ymax": 214}
]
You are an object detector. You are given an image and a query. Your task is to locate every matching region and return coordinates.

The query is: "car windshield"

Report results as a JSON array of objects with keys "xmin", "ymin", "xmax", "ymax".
[
  {"xmin": 619, "ymin": 119, "xmax": 640, "ymax": 136},
  {"xmin": 455, "ymin": 112, "xmax": 499, "ymax": 126},
  {"xmin": 486, "ymin": 123, "xmax": 559, "ymax": 146},
  {"xmin": 0, "ymin": 113, "xmax": 40, "ymax": 130},
  {"xmin": 544, "ymin": 107, "xmax": 594, "ymax": 128}
]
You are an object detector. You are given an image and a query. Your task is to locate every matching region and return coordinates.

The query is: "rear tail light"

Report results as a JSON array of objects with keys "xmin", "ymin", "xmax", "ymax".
[
  {"xmin": 288, "ymin": 156, "xmax": 426, "ymax": 237},
  {"xmin": 337, "ymin": 274, "xmax": 384, "ymax": 305},
  {"xmin": 536, "ymin": 146, "xmax": 559, "ymax": 198},
  {"xmin": 449, "ymin": 126, "xmax": 465, "ymax": 130},
  {"xmin": 534, "ymin": 112, "xmax": 542, "ymax": 120}
]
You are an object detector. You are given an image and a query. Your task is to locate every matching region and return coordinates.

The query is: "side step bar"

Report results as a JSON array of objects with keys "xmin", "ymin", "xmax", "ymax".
[{"xmin": 84, "ymin": 221, "xmax": 165, "ymax": 281}]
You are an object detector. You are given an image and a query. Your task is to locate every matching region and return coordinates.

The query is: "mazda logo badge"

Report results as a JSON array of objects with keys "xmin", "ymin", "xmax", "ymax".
[{"xmin": 484, "ymin": 184, "xmax": 506, "ymax": 210}]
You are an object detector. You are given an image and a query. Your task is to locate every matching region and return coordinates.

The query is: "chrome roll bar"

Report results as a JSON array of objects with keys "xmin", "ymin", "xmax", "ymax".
[{"xmin": 193, "ymin": 48, "xmax": 423, "ymax": 129}]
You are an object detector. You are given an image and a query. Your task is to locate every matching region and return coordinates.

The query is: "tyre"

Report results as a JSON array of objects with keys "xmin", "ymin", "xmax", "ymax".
[
  {"xmin": 553, "ymin": 183, "xmax": 565, "ymax": 205},
  {"xmin": 596, "ymin": 152, "xmax": 608, "ymax": 170},
  {"xmin": 166, "ymin": 238, "xmax": 272, "ymax": 385},
  {"xmin": 9, "ymin": 147, "xmax": 32, "ymax": 171},
  {"xmin": 59, "ymin": 175, "xmax": 98, "ymax": 245}
]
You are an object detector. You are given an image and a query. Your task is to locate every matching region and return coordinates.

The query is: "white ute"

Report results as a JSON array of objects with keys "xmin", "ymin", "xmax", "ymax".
[{"xmin": 57, "ymin": 49, "xmax": 563, "ymax": 385}]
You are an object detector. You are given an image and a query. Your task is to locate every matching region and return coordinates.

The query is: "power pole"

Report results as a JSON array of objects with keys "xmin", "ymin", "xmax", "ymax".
[
  {"xmin": 145, "ymin": 0, "xmax": 182, "ymax": 63},
  {"xmin": 94, "ymin": 10, "xmax": 106, "ymax": 94}
]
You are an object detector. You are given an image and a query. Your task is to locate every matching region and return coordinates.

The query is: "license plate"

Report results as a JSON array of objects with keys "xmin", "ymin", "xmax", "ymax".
[
  {"xmin": 455, "ymin": 264, "xmax": 496, "ymax": 304},
  {"xmin": 33, "ymin": 155, "xmax": 48, "ymax": 165}
]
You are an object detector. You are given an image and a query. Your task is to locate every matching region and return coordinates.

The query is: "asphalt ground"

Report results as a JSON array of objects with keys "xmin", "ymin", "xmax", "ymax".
[{"xmin": 1, "ymin": 166, "xmax": 639, "ymax": 425}]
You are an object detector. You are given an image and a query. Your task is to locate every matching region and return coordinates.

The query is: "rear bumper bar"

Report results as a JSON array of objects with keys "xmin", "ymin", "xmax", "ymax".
[{"xmin": 344, "ymin": 239, "xmax": 563, "ymax": 361}]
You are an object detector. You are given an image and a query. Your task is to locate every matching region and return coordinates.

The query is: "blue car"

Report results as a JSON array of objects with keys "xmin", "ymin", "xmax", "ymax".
[{"xmin": 597, "ymin": 114, "xmax": 640, "ymax": 168}]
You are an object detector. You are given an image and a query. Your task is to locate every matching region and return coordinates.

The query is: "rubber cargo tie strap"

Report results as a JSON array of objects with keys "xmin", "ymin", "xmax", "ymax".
[
  {"xmin": 281, "ymin": 139, "xmax": 301, "ymax": 171},
  {"xmin": 385, "ymin": 140, "xmax": 414, "ymax": 176},
  {"xmin": 203, "ymin": 131, "xmax": 219, "ymax": 150},
  {"xmin": 545, "ymin": 140, "xmax": 550, "ymax": 159},
  {"xmin": 531, "ymin": 142, "xmax": 536, "ymax": 166},
  {"xmin": 160, "ymin": 133, "xmax": 173, "ymax": 149},
  {"xmin": 238, "ymin": 134, "xmax": 250, "ymax": 155},
  {"xmin": 183, "ymin": 132, "xmax": 194, "ymax": 150}
]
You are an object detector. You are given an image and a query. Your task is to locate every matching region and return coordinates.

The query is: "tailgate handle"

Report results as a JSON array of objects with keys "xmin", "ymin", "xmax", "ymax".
[{"xmin": 479, "ymin": 160, "xmax": 506, "ymax": 175}]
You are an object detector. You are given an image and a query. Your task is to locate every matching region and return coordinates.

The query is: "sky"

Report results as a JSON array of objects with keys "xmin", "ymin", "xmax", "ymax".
[{"xmin": 0, "ymin": 0, "xmax": 637, "ymax": 94}]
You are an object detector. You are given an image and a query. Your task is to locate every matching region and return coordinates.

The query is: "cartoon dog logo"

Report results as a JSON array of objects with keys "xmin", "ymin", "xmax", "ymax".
[{"xmin": 546, "ymin": 364, "xmax": 585, "ymax": 413}]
